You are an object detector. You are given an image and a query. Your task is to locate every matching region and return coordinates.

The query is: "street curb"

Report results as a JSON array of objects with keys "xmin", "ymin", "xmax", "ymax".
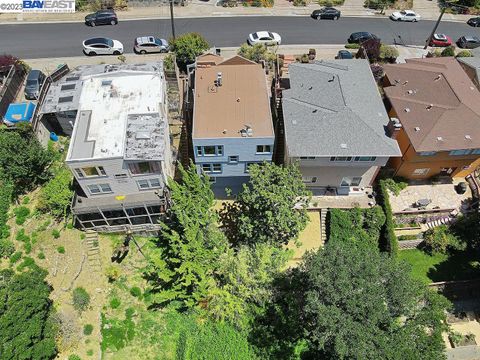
[{"xmin": 0, "ymin": 13, "xmax": 470, "ymax": 25}]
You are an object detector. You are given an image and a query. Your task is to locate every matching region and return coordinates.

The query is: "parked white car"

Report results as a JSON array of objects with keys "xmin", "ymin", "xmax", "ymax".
[
  {"xmin": 82, "ymin": 37, "xmax": 124, "ymax": 56},
  {"xmin": 247, "ymin": 31, "xmax": 281, "ymax": 46},
  {"xmin": 390, "ymin": 10, "xmax": 421, "ymax": 22},
  {"xmin": 134, "ymin": 36, "xmax": 169, "ymax": 54}
]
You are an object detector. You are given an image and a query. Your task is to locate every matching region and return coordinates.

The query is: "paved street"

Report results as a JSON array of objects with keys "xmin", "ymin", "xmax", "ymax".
[{"xmin": 0, "ymin": 16, "xmax": 478, "ymax": 58}]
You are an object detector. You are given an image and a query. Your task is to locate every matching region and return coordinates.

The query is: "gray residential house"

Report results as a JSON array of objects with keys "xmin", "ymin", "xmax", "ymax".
[
  {"xmin": 191, "ymin": 54, "xmax": 275, "ymax": 196},
  {"xmin": 63, "ymin": 63, "xmax": 173, "ymax": 232},
  {"xmin": 281, "ymin": 60, "xmax": 401, "ymax": 195}
]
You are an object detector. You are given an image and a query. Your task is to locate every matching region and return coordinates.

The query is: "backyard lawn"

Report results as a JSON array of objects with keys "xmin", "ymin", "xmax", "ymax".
[{"xmin": 399, "ymin": 249, "xmax": 480, "ymax": 284}]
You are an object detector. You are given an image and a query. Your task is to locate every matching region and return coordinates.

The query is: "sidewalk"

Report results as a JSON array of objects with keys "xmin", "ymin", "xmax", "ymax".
[{"xmin": 0, "ymin": 0, "xmax": 473, "ymax": 24}]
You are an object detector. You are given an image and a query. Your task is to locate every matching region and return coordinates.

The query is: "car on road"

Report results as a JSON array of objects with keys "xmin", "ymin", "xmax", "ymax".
[
  {"xmin": 84, "ymin": 10, "xmax": 118, "ymax": 26},
  {"xmin": 311, "ymin": 7, "xmax": 341, "ymax": 20},
  {"xmin": 467, "ymin": 17, "xmax": 480, "ymax": 27},
  {"xmin": 24, "ymin": 70, "xmax": 46, "ymax": 100},
  {"xmin": 456, "ymin": 35, "xmax": 480, "ymax": 49},
  {"xmin": 335, "ymin": 50, "xmax": 353, "ymax": 59},
  {"xmin": 429, "ymin": 33, "xmax": 452, "ymax": 47},
  {"xmin": 347, "ymin": 32, "xmax": 379, "ymax": 44},
  {"xmin": 390, "ymin": 10, "xmax": 421, "ymax": 22},
  {"xmin": 82, "ymin": 37, "xmax": 124, "ymax": 56},
  {"xmin": 247, "ymin": 31, "xmax": 281, "ymax": 46},
  {"xmin": 134, "ymin": 36, "xmax": 169, "ymax": 54}
]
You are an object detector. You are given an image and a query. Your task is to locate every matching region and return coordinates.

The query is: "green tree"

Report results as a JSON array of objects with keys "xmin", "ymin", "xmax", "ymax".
[
  {"xmin": 0, "ymin": 126, "xmax": 53, "ymax": 195},
  {"xmin": 145, "ymin": 164, "xmax": 228, "ymax": 309},
  {"xmin": 220, "ymin": 162, "xmax": 310, "ymax": 247},
  {"xmin": 0, "ymin": 268, "xmax": 57, "ymax": 359},
  {"xmin": 237, "ymin": 43, "xmax": 275, "ymax": 63},
  {"xmin": 171, "ymin": 33, "xmax": 209, "ymax": 68},
  {"xmin": 301, "ymin": 241, "xmax": 449, "ymax": 360},
  {"xmin": 424, "ymin": 225, "xmax": 464, "ymax": 254},
  {"xmin": 38, "ymin": 167, "xmax": 73, "ymax": 218},
  {"xmin": 452, "ymin": 213, "xmax": 480, "ymax": 250}
]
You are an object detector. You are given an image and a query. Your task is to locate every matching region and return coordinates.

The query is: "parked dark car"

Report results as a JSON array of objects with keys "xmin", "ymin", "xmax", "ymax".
[
  {"xmin": 467, "ymin": 17, "xmax": 480, "ymax": 27},
  {"xmin": 311, "ymin": 7, "xmax": 341, "ymax": 20},
  {"xmin": 335, "ymin": 50, "xmax": 353, "ymax": 59},
  {"xmin": 347, "ymin": 32, "xmax": 379, "ymax": 43},
  {"xmin": 24, "ymin": 70, "xmax": 46, "ymax": 100},
  {"xmin": 84, "ymin": 10, "xmax": 118, "ymax": 26},
  {"xmin": 456, "ymin": 35, "xmax": 480, "ymax": 49}
]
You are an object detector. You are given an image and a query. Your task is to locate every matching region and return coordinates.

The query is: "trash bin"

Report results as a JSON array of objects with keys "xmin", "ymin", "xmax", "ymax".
[
  {"xmin": 50, "ymin": 132, "xmax": 59, "ymax": 142},
  {"xmin": 456, "ymin": 182, "xmax": 467, "ymax": 195}
]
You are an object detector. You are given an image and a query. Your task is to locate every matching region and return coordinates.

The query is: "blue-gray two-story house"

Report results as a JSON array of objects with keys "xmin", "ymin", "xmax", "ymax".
[{"xmin": 192, "ymin": 55, "xmax": 275, "ymax": 197}]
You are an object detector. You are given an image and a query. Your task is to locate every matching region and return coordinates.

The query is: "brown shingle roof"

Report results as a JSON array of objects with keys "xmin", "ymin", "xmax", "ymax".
[
  {"xmin": 383, "ymin": 57, "xmax": 480, "ymax": 152},
  {"xmin": 192, "ymin": 55, "xmax": 274, "ymax": 139}
]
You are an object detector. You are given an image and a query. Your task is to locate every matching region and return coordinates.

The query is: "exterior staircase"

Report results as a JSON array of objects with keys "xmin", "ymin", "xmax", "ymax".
[
  {"xmin": 320, "ymin": 208, "xmax": 328, "ymax": 246},
  {"xmin": 85, "ymin": 230, "xmax": 102, "ymax": 272},
  {"xmin": 425, "ymin": 216, "xmax": 455, "ymax": 229}
]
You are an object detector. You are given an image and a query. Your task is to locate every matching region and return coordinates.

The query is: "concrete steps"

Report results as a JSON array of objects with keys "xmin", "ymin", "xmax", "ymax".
[
  {"xmin": 320, "ymin": 208, "xmax": 328, "ymax": 246},
  {"xmin": 425, "ymin": 216, "xmax": 454, "ymax": 229}
]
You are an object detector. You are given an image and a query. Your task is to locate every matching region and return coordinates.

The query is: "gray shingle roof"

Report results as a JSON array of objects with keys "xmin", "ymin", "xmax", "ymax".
[{"xmin": 282, "ymin": 60, "xmax": 401, "ymax": 157}]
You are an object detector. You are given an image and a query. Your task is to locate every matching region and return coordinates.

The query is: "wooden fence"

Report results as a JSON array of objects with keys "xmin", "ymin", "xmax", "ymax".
[{"xmin": 0, "ymin": 65, "xmax": 27, "ymax": 120}]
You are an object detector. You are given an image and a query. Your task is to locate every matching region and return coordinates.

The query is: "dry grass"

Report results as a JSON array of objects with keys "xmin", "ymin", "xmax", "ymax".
[{"xmin": 286, "ymin": 211, "xmax": 321, "ymax": 267}]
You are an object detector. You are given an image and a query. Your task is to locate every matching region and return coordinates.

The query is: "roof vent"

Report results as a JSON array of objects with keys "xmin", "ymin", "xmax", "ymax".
[
  {"xmin": 437, "ymin": 136, "xmax": 444, "ymax": 141},
  {"xmin": 216, "ymin": 72, "xmax": 222, "ymax": 87},
  {"xmin": 434, "ymin": 74, "xmax": 442, "ymax": 81},
  {"xmin": 340, "ymin": 143, "xmax": 347, "ymax": 149},
  {"xmin": 403, "ymin": 80, "xmax": 408, "ymax": 85},
  {"xmin": 404, "ymin": 108, "xmax": 410, "ymax": 113},
  {"xmin": 426, "ymin": 104, "xmax": 433, "ymax": 110},
  {"xmin": 237, "ymin": 98, "xmax": 240, "ymax": 102},
  {"xmin": 101, "ymin": 80, "xmax": 112, "ymax": 86},
  {"xmin": 407, "ymin": 90, "xmax": 414, "ymax": 95},
  {"xmin": 309, "ymin": 86, "xmax": 313, "ymax": 90},
  {"xmin": 470, "ymin": 86, "xmax": 475, "ymax": 90},
  {"xmin": 414, "ymin": 127, "xmax": 420, "ymax": 132},
  {"xmin": 223, "ymin": 129, "xmax": 227, "ymax": 134},
  {"xmin": 135, "ymin": 132, "xmax": 151, "ymax": 140},
  {"xmin": 312, "ymin": 109, "xmax": 317, "ymax": 113},
  {"xmin": 394, "ymin": 79, "xmax": 400, "ymax": 84},
  {"xmin": 465, "ymin": 135, "xmax": 472, "ymax": 140},
  {"xmin": 328, "ymin": 76, "xmax": 335, "ymax": 83}
]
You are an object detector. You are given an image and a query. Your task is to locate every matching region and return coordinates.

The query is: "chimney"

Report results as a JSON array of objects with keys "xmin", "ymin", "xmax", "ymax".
[
  {"xmin": 216, "ymin": 72, "xmax": 222, "ymax": 87},
  {"xmin": 387, "ymin": 118, "xmax": 402, "ymax": 139}
]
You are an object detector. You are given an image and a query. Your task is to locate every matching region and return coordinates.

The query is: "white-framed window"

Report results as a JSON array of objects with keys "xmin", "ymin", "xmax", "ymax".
[
  {"xmin": 256, "ymin": 145, "xmax": 272, "ymax": 154},
  {"xmin": 354, "ymin": 156, "xmax": 377, "ymax": 161},
  {"xmin": 114, "ymin": 173, "xmax": 128, "ymax": 179},
  {"xmin": 330, "ymin": 157, "xmax": 352, "ymax": 162},
  {"xmin": 449, "ymin": 149, "xmax": 471, "ymax": 156},
  {"xmin": 302, "ymin": 176, "xmax": 318, "ymax": 183},
  {"xmin": 340, "ymin": 177, "xmax": 362, "ymax": 187},
  {"xmin": 196, "ymin": 145, "xmax": 223, "ymax": 157},
  {"xmin": 418, "ymin": 151, "xmax": 437, "ymax": 156},
  {"xmin": 201, "ymin": 163, "xmax": 222, "ymax": 174},
  {"xmin": 128, "ymin": 161, "xmax": 161, "ymax": 175},
  {"xmin": 300, "ymin": 156, "xmax": 316, "ymax": 160},
  {"xmin": 74, "ymin": 166, "xmax": 107, "ymax": 178},
  {"xmin": 87, "ymin": 183, "xmax": 112, "ymax": 195},
  {"xmin": 412, "ymin": 168, "xmax": 430, "ymax": 176},
  {"xmin": 228, "ymin": 156, "xmax": 239, "ymax": 163},
  {"xmin": 136, "ymin": 178, "xmax": 162, "ymax": 190}
]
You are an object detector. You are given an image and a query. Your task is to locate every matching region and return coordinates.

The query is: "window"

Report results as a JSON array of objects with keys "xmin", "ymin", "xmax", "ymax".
[
  {"xmin": 75, "ymin": 166, "xmax": 106, "ymax": 178},
  {"xmin": 449, "ymin": 149, "xmax": 471, "ymax": 156},
  {"xmin": 419, "ymin": 151, "xmax": 437, "ymax": 156},
  {"xmin": 330, "ymin": 157, "xmax": 352, "ymax": 162},
  {"xmin": 256, "ymin": 145, "xmax": 272, "ymax": 154},
  {"xmin": 136, "ymin": 178, "xmax": 162, "ymax": 190},
  {"xmin": 201, "ymin": 164, "xmax": 222, "ymax": 174},
  {"xmin": 114, "ymin": 173, "xmax": 128, "ymax": 179},
  {"xmin": 302, "ymin": 176, "xmax": 317, "ymax": 183},
  {"xmin": 128, "ymin": 162, "xmax": 160, "ymax": 175},
  {"xmin": 196, "ymin": 145, "xmax": 223, "ymax": 157},
  {"xmin": 412, "ymin": 168, "xmax": 430, "ymax": 176},
  {"xmin": 87, "ymin": 183, "xmax": 112, "ymax": 195},
  {"xmin": 471, "ymin": 149, "xmax": 480, "ymax": 155},
  {"xmin": 340, "ymin": 177, "xmax": 362, "ymax": 187},
  {"xmin": 300, "ymin": 157, "xmax": 316, "ymax": 160},
  {"xmin": 228, "ymin": 156, "xmax": 239, "ymax": 163},
  {"xmin": 354, "ymin": 156, "xmax": 377, "ymax": 161},
  {"xmin": 209, "ymin": 177, "xmax": 216, "ymax": 184}
]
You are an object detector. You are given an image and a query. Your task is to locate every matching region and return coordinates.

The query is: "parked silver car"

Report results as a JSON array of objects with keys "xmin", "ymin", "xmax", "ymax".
[
  {"xmin": 134, "ymin": 36, "xmax": 169, "ymax": 54},
  {"xmin": 25, "ymin": 70, "xmax": 46, "ymax": 100}
]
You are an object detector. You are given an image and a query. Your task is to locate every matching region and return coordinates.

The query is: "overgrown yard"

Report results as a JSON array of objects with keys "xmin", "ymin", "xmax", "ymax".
[{"xmin": 399, "ymin": 249, "xmax": 480, "ymax": 284}]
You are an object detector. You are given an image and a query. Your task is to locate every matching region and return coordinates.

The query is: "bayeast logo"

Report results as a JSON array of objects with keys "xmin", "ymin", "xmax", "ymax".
[{"xmin": 22, "ymin": 0, "xmax": 75, "ymax": 12}]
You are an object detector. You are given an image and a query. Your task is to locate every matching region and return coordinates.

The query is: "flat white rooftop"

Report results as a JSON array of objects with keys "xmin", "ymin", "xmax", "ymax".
[{"xmin": 67, "ymin": 67, "xmax": 166, "ymax": 161}]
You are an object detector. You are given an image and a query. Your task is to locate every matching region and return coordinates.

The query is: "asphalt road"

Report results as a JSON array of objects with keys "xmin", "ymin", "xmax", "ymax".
[{"xmin": 0, "ymin": 16, "xmax": 479, "ymax": 58}]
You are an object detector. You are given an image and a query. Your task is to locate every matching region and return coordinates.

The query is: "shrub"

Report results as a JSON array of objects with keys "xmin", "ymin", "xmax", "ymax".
[
  {"xmin": 24, "ymin": 241, "xmax": 32, "ymax": 254},
  {"xmin": 38, "ymin": 252, "xmax": 45, "ymax": 259},
  {"xmin": 57, "ymin": 246, "xmax": 65, "ymax": 254},
  {"xmin": 16, "ymin": 228, "xmax": 30, "ymax": 243},
  {"xmin": 0, "ymin": 181, "xmax": 13, "ymax": 239},
  {"xmin": 237, "ymin": 43, "xmax": 275, "ymax": 63},
  {"xmin": 398, "ymin": 234, "xmax": 419, "ymax": 241},
  {"xmin": 164, "ymin": 53, "xmax": 175, "ymax": 71},
  {"xmin": 38, "ymin": 167, "xmax": 73, "ymax": 218},
  {"xmin": 129, "ymin": 287, "xmax": 142, "ymax": 298},
  {"xmin": 0, "ymin": 239, "xmax": 15, "ymax": 258},
  {"xmin": 52, "ymin": 229, "xmax": 61, "ymax": 239},
  {"xmin": 80, "ymin": 233, "xmax": 86, "ymax": 240},
  {"xmin": 370, "ymin": 64, "xmax": 384, "ymax": 82},
  {"xmin": 110, "ymin": 297, "xmax": 121, "ymax": 309},
  {"xmin": 86, "ymin": 349, "xmax": 93, "ymax": 356},
  {"xmin": 456, "ymin": 50, "xmax": 473, "ymax": 57},
  {"xmin": 83, "ymin": 324, "xmax": 94, "ymax": 336},
  {"xmin": 9, "ymin": 251, "xmax": 22, "ymax": 264},
  {"xmin": 72, "ymin": 287, "xmax": 90, "ymax": 313},
  {"xmin": 424, "ymin": 225, "xmax": 464, "ymax": 254},
  {"xmin": 345, "ymin": 43, "xmax": 360, "ymax": 49},
  {"xmin": 379, "ymin": 44, "xmax": 399, "ymax": 61},
  {"xmin": 382, "ymin": 177, "xmax": 408, "ymax": 196},
  {"xmin": 105, "ymin": 265, "xmax": 121, "ymax": 282},
  {"xmin": 69, "ymin": 355, "xmax": 82, "ymax": 360},
  {"xmin": 22, "ymin": 196, "xmax": 30, "ymax": 205},
  {"xmin": 441, "ymin": 46, "xmax": 456, "ymax": 57},
  {"xmin": 377, "ymin": 180, "xmax": 398, "ymax": 256},
  {"xmin": 14, "ymin": 206, "xmax": 30, "ymax": 225}
]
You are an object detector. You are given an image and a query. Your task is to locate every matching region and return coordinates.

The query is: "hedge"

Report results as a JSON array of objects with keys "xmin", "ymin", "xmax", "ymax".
[
  {"xmin": 0, "ymin": 181, "xmax": 13, "ymax": 239},
  {"xmin": 377, "ymin": 180, "xmax": 398, "ymax": 256}
]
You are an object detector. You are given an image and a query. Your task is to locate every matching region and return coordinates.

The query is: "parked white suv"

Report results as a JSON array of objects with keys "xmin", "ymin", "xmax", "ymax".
[
  {"xmin": 82, "ymin": 37, "xmax": 124, "ymax": 56},
  {"xmin": 390, "ymin": 10, "xmax": 421, "ymax": 22},
  {"xmin": 134, "ymin": 36, "xmax": 169, "ymax": 54}
]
